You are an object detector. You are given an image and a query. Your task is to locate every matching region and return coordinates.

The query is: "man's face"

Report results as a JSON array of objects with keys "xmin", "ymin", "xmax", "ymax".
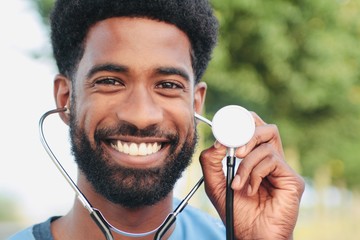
[{"xmin": 61, "ymin": 17, "xmax": 206, "ymax": 208}]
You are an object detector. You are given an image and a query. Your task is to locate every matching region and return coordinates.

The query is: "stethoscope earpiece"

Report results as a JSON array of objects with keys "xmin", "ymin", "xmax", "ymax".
[{"xmin": 64, "ymin": 106, "xmax": 70, "ymax": 115}]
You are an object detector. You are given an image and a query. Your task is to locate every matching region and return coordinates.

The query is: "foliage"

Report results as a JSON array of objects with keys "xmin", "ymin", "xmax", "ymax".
[
  {"xmin": 32, "ymin": 0, "xmax": 53, "ymax": 25},
  {"xmin": 31, "ymin": 0, "xmax": 360, "ymax": 189},
  {"xmin": 0, "ymin": 195, "xmax": 19, "ymax": 221},
  {"xmin": 205, "ymin": 0, "xmax": 360, "ymax": 189}
]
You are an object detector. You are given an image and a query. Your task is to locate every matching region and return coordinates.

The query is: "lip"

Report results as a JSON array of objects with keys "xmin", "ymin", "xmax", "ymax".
[{"xmin": 102, "ymin": 137, "xmax": 171, "ymax": 168}]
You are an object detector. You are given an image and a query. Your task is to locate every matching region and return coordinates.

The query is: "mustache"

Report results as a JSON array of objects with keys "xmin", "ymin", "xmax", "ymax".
[{"xmin": 94, "ymin": 122, "xmax": 179, "ymax": 142}]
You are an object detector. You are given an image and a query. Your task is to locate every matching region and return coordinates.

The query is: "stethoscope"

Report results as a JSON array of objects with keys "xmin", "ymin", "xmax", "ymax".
[{"xmin": 39, "ymin": 105, "xmax": 255, "ymax": 240}]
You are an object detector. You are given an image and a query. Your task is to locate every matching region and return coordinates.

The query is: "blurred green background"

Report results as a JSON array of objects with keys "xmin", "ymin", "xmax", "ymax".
[{"xmin": 2, "ymin": 0, "xmax": 360, "ymax": 239}]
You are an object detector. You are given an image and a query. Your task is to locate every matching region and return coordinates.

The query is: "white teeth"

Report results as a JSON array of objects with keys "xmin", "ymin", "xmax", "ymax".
[
  {"xmin": 147, "ymin": 144, "xmax": 153, "ymax": 154},
  {"xmin": 129, "ymin": 143, "xmax": 138, "ymax": 156},
  {"xmin": 123, "ymin": 143, "xmax": 130, "ymax": 154},
  {"xmin": 111, "ymin": 140, "xmax": 162, "ymax": 156},
  {"xmin": 118, "ymin": 141, "xmax": 124, "ymax": 152},
  {"xmin": 138, "ymin": 143, "xmax": 147, "ymax": 156},
  {"xmin": 153, "ymin": 142, "xmax": 161, "ymax": 152}
]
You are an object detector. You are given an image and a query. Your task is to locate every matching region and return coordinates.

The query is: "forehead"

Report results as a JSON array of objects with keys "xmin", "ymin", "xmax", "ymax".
[{"xmin": 76, "ymin": 17, "xmax": 194, "ymax": 82}]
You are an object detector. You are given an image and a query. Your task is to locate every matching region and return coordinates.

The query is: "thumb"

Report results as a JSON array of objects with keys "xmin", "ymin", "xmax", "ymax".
[{"xmin": 199, "ymin": 141, "xmax": 227, "ymax": 216}]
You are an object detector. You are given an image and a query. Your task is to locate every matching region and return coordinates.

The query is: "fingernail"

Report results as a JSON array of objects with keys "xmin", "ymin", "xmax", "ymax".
[{"xmin": 214, "ymin": 140, "xmax": 221, "ymax": 149}]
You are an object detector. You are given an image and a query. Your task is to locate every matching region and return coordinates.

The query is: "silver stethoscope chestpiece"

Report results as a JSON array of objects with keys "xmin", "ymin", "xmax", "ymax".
[{"xmin": 211, "ymin": 105, "xmax": 255, "ymax": 148}]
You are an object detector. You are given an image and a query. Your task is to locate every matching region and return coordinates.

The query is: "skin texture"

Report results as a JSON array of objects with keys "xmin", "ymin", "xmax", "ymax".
[
  {"xmin": 200, "ymin": 112, "xmax": 305, "ymax": 239},
  {"xmin": 53, "ymin": 17, "xmax": 206, "ymax": 240},
  {"xmin": 52, "ymin": 16, "xmax": 305, "ymax": 240}
]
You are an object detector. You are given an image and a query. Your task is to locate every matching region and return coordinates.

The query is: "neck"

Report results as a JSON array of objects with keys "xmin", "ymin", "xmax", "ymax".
[{"xmin": 51, "ymin": 175, "xmax": 175, "ymax": 240}]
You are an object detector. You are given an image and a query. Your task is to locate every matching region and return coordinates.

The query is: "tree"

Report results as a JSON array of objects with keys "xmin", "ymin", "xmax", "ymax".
[
  {"xmin": 31, "ymin": 0, "xmax": 360, "ymax": 189},
  {"xmin": 206, "ymin": 0, "xmax": 360, "ymax": 189}
]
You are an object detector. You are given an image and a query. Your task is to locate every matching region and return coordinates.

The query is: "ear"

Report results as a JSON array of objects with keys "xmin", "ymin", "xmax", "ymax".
[
  {"xmin": 54, "ymin": 74, "xmax": 71, "ymax": 125},
  {"xmin": 194, "ymin": 82, "xmax": 207, "ymax": 115}
]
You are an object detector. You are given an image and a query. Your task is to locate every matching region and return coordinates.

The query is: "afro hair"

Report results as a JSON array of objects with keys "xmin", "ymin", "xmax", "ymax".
[{"xmin": 50, "ymin": 0, "xmax": 218, "ymax": 83}]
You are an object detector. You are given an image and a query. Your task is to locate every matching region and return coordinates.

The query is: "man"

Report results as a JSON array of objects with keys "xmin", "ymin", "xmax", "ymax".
[{"xmin": 10, "ymin": 0, "xmax": 305, "ymax": 239}]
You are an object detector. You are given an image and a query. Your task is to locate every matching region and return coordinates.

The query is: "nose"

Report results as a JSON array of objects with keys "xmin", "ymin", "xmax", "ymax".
[{"xmin": 117, "ymin": 87, "xmax": 163, "ymax": 130}]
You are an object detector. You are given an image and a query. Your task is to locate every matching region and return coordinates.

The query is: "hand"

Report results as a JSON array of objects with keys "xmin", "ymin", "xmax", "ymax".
[{"xmin": 199, "ymin": 112, "xmax": 305, "ymax": 240}]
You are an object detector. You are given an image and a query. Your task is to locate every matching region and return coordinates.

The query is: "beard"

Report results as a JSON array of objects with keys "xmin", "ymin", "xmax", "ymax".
[{"xmin": 69, "ymin": 113, "xmax": 197, "ymax": 209}]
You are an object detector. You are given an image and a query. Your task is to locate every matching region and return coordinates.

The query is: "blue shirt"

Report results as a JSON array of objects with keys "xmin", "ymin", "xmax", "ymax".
[{"xmin": 8, "ymin": 200, "xmax": 225, "ymax": 239}]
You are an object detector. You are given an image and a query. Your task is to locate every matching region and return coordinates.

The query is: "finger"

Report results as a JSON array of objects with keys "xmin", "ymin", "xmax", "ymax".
[
  {"xmin": 232, "ymin": 143, "xmax": 278, "ymax": 191},
  {"xmin": 250, "ymin": 111, "xmax": 267, "ymax": 126},
  {"xmin": 199, "ymin": 141, "xmax": 227, "ymax": 190},
  {"xmin": 199, "ymin": 141, "xmax": 228, "ymax": 217},
  {"xmin": 234, "ymin": 111, "xmax": 266, "ymax": 156},
  {"xmin": 246, "ymin": 153, "xmax": 279, "ymax": 196},
  {"xmin": 235, "ymin": 124, "xmax": 282, "ymax": 159}
]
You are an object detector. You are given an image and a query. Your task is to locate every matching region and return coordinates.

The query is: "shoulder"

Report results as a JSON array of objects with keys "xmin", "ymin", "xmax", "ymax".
[
  {"xmin": 8, "ymin": 217, "xmax": 59, "ymax": 240},
  {"xmin": 7, "ymin": 226, "xmax": 35, "ymax": 240},
  {"xmin": 171, "ymin": 199, "xmax": 225, "ymax": 239}
]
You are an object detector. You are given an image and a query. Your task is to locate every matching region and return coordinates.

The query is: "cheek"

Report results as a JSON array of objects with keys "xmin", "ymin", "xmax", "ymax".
[
  {"xmin": 74, "ymin": 98, "xmax": 111, "ymax": 139},
  {"xmin": 158, "ymin": 92, "xmax": 196, "ymax": 135},
  {"xmin": 167, "ymin": 105, "xmax": 195, "ymax": 139}
]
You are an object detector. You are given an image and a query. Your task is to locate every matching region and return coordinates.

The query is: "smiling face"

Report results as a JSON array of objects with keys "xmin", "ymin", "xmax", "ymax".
[{"xmin": 54, "ymin": 17, "xmax": 206, "ymax": 208}]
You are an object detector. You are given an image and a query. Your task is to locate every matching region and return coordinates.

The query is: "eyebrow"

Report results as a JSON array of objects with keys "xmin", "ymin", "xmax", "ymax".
[
  {"xmin": 155, "ymin": 67, "xmax": 190, "ymax": 82},
  {"xmin": 86, "ymin": 63, "xmax": 190, "ymax": 82},
  {"xmin": 86, "ymin": 63, "xmax": 129, "ymax": 79}
]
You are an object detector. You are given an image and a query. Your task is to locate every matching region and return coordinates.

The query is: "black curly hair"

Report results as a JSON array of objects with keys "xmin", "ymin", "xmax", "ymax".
[{"xmin": 50, "ymin": 0, "xmax": 218, "ymax": 83}]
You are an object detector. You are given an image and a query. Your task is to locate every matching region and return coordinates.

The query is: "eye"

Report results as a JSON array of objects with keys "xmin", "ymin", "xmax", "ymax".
[
  {"xmin": 95, "ymin": 77, "xmax": 124, "ymax": 86},
  {"xmin": 92, "ymin": 77, "xmax": 125, "ymax": 93},
  {"xmin": 156, "ymin": 81, "xmax": 183, "ymax": 89}
]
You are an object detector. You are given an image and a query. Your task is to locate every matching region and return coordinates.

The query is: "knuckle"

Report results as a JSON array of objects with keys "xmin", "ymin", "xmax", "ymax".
[
  {"xmin": 268, "ymin": 123, "xmax": 279, "ymax": 134},
  {"xmin": 268, "ymin": 153, "xmax": 278, "ymax": 164},
  {"xmin": 199, "ymin": 149, "xmax": 212, "ymax": 163},
  {"xmin": 199, "ymin": 150, "xmax": 207, "ymax": 162},
  {"xmin": 297, "ymin": 175, "xmax": 306, "ymax": 194},
  {"xmin": 260, "ymin": 143, "xmax": 276, "ymax": 157}
]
